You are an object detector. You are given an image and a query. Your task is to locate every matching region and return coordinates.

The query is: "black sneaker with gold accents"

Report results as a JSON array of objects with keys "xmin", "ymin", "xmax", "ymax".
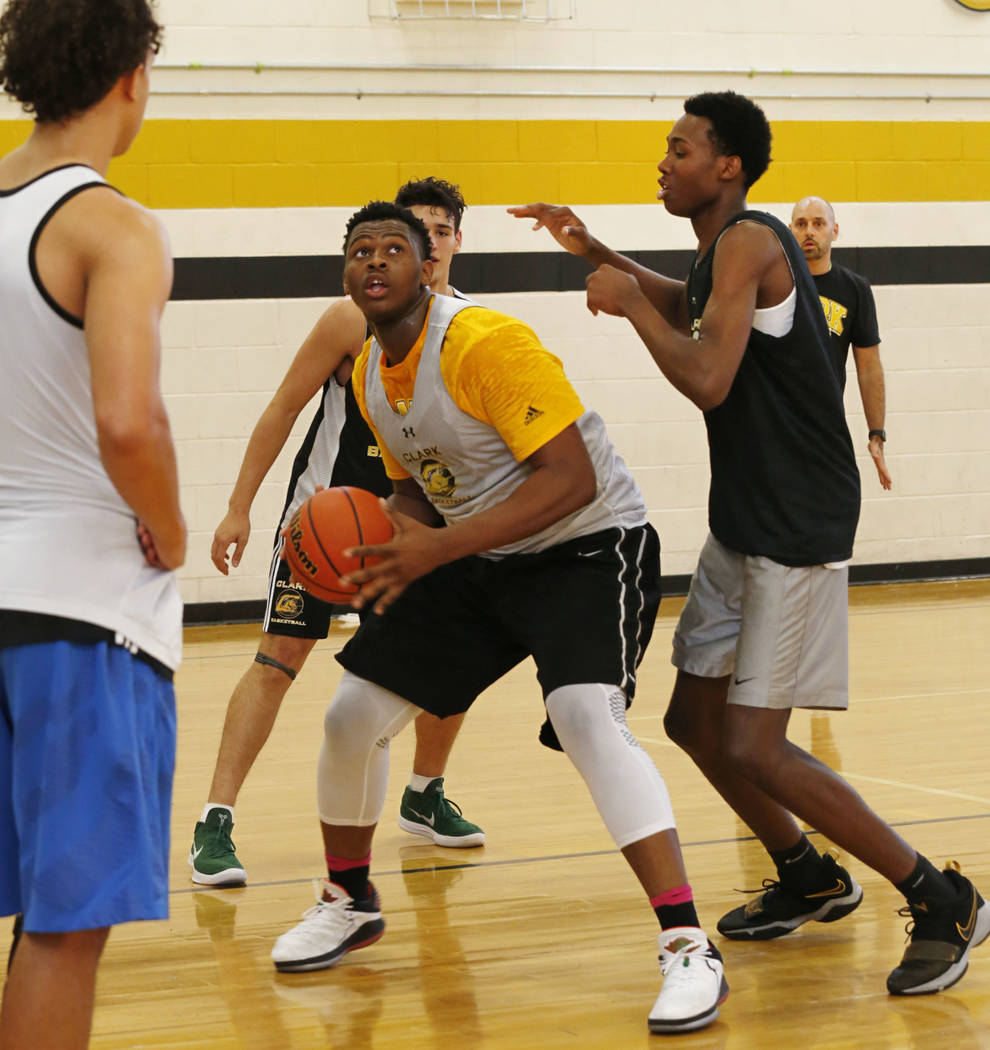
[
  {"xmin": 717, "ymin": 849, "xmax": 863, "ymax": 940},
  {"xmin": 887, "ymin": 862, "xmax": 990, "ymax": 995}
]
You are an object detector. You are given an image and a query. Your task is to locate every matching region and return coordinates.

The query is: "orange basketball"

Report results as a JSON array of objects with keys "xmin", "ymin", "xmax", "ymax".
[{"xmin": 283, "ymin": 486, "xmax": 393, "ymax": 603}]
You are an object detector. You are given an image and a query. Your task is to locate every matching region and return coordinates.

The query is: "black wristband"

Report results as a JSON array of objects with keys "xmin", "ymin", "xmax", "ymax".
[{"xmin": 869, "ymin": 429, "xmax": 886, "ymax": 442}]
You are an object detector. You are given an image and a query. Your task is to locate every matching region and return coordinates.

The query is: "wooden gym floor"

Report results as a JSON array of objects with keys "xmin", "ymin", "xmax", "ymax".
[{"xmin": 4, "ymin": 579, "xmax": 989, "ymax": 1048}]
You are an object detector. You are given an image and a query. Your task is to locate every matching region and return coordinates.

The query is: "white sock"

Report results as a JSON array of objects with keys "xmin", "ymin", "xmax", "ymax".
[
  {"xmin": 408, "ymin": 773, "xmax": 438, "ymax": 792},
  {"xmin": 203, "ymin": 803, "xmax": 234, "ymax": 822}
]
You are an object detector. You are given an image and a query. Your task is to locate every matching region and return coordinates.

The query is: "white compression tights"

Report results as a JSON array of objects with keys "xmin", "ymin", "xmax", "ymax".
[
  {"xmin": 317, "ymin": 671, "xmax": 421, "ymax": 826},
  {"xmin": 315, "ymin": 674, "xmax": 676, "ymax": 845},
  {"xmin": 545, "ymin": 683, "xmax": 677, "ymax": 849}
]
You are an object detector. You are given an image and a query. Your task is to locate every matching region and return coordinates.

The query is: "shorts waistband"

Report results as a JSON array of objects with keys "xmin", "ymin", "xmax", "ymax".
[{"xmin": 0, "ymin": 610, "xmax": 173, "ymax": 682}]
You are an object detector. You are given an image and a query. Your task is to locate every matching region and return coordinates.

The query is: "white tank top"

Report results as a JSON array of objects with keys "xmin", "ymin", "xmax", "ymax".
[
  {"xmin": 363, "ymin": 294, "xmax": 646, "ymax": 557},
  {"xmin": 0, "ymin": 165, "xmax": 182, "ymax": 669},
  {"xmin": 752, "ymin": 283, "xmax": 797, "ymax": 338}
]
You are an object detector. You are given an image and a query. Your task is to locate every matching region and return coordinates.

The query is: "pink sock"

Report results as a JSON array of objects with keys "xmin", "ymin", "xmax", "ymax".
[
  {"xmin": 325, "ymin": 853, "xmax": 371, "ymax": 871},
  {"xmin": 650, "ymin": 884, "xmax": 694, "ymax": 909},
  {"xmin": 325, "ymin": 853, "xmax": 372, "ymax": 900}
]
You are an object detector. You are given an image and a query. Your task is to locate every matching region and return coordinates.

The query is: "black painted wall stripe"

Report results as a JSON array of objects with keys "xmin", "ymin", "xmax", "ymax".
[
  {"xmin": 170, "ymin": 246, "xmax": 990, "ymax": 302},
  {"xmin": 184, "ymin": 557, "xmax": 990, "ymax": 625}
]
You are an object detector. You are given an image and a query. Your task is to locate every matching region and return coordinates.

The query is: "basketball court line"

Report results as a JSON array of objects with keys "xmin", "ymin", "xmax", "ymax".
[
  {"xmin": 626, "ymin": 686, "xmax": 990, "ymax": 720},
  {"xmin": 170, "ymin": 812, "xmax": 990, "ymax": 896},
  {"xmin": 633, "ymin": 729, "xmax": 990, "ymax": 807},
  {"xmin": 840, "ymin": 771, "xmax": 990, "ymax": 808},
  {"xmin": 177, "ymin": 637, "xmax": 350, "ymax": 663},
  {"xmin": 830, "ymin": 688, "xmax": 989, "ymax": 705}
]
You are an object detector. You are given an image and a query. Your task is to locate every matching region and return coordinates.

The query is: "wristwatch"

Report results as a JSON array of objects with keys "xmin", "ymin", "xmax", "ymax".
[{"xmin": 868, "ymin": 429, "xmax": 886, "ymax": 442}]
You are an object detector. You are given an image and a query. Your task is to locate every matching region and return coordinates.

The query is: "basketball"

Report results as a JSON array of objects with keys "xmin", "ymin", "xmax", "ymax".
[{"xmin": 283, "ymin": 486, "xmax": 393, "ymax": 603}]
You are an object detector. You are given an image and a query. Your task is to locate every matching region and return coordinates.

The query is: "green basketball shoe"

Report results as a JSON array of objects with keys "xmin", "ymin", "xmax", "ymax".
[
  {"xmin": 398, "ymin": 778, "xmax": 485, "ymax": 848},
  {"xmin": 189, "ymin": 807, "xmax": 247, "ymax": 886}
]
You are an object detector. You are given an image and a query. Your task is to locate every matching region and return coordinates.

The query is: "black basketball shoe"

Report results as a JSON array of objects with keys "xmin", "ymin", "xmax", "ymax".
[
  {"xmin": 717, "ymin": 849, "xmax": 863, "ymax": 940},
  {"xmin": 887, "ymin": 862, "xmax": 990, "ymax": 995}
]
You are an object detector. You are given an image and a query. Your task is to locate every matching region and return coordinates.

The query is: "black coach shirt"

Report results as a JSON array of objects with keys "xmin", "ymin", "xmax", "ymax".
[
  {"xmin": 813, "ymin": 263, "xmax": 881, "ymax": 390},
  {"xmin": 687, "ymin": 211, "xmax": 861, "ymax": 566}
]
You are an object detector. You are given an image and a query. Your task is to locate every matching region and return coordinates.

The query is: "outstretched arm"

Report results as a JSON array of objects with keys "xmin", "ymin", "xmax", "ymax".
[
  {"xmin": 584, "ymin": 222, "xmax": 784, "ymax": 411},
  {"xmin": 851, "ymin": 344, "xmax": 892, "ymax": 490},
  {"xmin": 507, "ymin": 202, "xmax": 688, "ymax": 329},
  {"xmin": 211, "ymin": 297, "xmax": 367, "ymax": 573}
]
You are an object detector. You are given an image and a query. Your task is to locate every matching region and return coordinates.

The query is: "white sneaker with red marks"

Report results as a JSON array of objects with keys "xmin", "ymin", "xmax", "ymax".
[
  {"xmin": 648, "ymin": 926, "xmax": 728, "ymax": 1034},
  {"xmin": 271, "ymin": 878, "xmax": 385, "ymax": 973}
]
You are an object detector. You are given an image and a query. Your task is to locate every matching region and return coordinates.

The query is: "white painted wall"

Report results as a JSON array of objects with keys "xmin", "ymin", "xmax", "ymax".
[
  {"xmin": 160, "ymin": 201, "xmax": 990, "ymax": 606},
  {"xmin": 15, "ymin": 0, "xmax": 982, "ymax": 609},
  {"xmin": 140, "ymin": 0, "xmax": 990, "ymax": 122}
]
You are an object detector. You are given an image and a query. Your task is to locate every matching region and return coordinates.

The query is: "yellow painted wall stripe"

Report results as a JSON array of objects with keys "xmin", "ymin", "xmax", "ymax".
[{"xmin": 1, "ymin": 119, "xmax": 988, "ymax": 207}]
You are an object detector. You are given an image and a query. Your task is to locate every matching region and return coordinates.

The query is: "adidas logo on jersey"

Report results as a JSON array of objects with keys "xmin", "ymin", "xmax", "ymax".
[{"xmin": 524, "ymin": 405, "xmax": 544, "ymax": 425}]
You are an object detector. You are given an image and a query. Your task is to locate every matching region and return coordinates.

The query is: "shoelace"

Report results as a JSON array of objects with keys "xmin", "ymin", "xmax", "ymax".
[
  {"xmin": 725, "ymin": 878, "xmax": 786, "ymax": 915},
  {"xmin": 731, "ymin": 877, "xmax": 783, "ymax": 897},
  {"xmin": 297, "ymin": 897, "xmax": 358, "ymax": 934},
  {"xmin": 204, "ymin": 828, "xmax": 237, "ymax": 855},
  {"xmin": 896, "ymin": 902, "xmax": 921, "ymax": 943},
  {"xmin": 440, "ymin": 795, "xmax": 466, "ymax": 817},
  {"xmin": 729, "ymin": 847, "xmax": 845, "ymax": 898},
  {"xmin": 896, "ymin": 859, "xmax": 963, "ymax": 942},
  {"xmin": 660, "ymin": 942, "xmax": 709, "ymax": 980}
]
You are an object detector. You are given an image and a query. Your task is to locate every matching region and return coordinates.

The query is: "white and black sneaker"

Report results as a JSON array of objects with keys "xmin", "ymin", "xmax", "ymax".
[
  {"xmin": 271, "ymin": 879, "xmax": 385, "ymax": 973},
  {"xmin": 648, "ymin": 926, "xmax": 728, "ymax": 1034}
]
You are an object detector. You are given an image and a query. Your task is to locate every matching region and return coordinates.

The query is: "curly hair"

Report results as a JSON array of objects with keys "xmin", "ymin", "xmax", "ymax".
[
  {"xmin": 342, "ymin": 201, "xmax": 432, "ymax": 261},
  {"xmin": 394, "ymin": 176, "xmax": 467, "ymax": 232},
  {"xmin": 683, "ymin": 91, "xmax": 772, "ymax": 190},
  {"xmin": 0, "ymin": 0, "xmax": 163, "ymax": 124}
]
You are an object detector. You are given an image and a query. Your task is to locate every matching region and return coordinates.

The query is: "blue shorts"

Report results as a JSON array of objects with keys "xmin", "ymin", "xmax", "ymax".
[{"xmin": 0, "ymin": 640, "xmax": 176, "ymax": 932}]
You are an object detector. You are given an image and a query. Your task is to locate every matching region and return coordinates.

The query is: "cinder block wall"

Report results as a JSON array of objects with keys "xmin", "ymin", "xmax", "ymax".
[{"xmin": 4, "ymin": 0, "xmax": 986, "ymax": 611}]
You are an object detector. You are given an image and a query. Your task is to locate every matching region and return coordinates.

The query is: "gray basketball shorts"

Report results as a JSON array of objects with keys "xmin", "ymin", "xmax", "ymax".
[{"xmin": 672, "ymin": 533, "xmax": 849, "ymax": 710}]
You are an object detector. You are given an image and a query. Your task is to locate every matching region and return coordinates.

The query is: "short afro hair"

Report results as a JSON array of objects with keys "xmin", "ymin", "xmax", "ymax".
[
  {"xmin": 394, "ymin": 176, "xmax": 467, "ymax": 232},
  {"xmin": 683, "ymin": 91, "xmax": 772, "ymax": 190},
  {"xmin": 343, "ymin": 201, "xmax": 432, "ymax": 261},
  {"xmin": 0, "ymin": 0, "xmax": 162, "ymax": 124}
]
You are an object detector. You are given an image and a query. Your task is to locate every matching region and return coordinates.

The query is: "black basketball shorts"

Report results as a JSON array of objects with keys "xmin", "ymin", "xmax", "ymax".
[
  {"xmin": 336, "ymin": 524, "xmax": 661, "ymax": 718},
  {"xmin": 263, "ymin": 544, "xmax": 352, "ymax": 640}
]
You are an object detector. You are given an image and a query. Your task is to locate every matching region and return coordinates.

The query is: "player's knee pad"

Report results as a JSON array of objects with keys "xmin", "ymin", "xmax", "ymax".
[
  {"xmin": 318, "ymin": 671, "xmax": 419, "ymax": 826},
  {"xmin": 545, "ymin": 683, "xmax": 676, "ymax": 848}
]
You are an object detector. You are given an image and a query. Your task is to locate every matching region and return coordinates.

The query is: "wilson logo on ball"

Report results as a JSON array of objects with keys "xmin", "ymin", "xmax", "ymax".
[
  {"xmin": 283, "ymin": 487, "xmax": 392, "ymax": 603},
  {"xmin": 287, "ymin": 514, "xmax": 319, "ymax": 577}
]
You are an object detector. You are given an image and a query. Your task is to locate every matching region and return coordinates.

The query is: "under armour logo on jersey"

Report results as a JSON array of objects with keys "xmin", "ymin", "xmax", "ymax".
[
  {"xmin": 402, "ymin": 426, "xmax": 416, "ymax": 439},
  {"xmin": 524, "ymin": 405, "xmax": 544, "ymax": 425}
]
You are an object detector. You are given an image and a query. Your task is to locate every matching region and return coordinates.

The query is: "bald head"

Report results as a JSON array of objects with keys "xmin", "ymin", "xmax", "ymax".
[
  {"xmin": 792, "ymin": 196, "xmax": 835, "ymax": 225},
  {"xmin": 790, "ymin": 196, "xmax": 838, "ymax": 274}
]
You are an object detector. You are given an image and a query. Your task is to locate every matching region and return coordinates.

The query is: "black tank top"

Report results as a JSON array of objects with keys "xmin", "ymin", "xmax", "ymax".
[
  {"xmin": 283, "ymin": 354, "xmax": 393, "ymax": 506},
  {"xmin": 687, "ymin": 210, "xmax": 860, "ymax": 566},
  {"xmin": 329, "ymin": 373, "xmax": 393, "ymax": 496}
]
